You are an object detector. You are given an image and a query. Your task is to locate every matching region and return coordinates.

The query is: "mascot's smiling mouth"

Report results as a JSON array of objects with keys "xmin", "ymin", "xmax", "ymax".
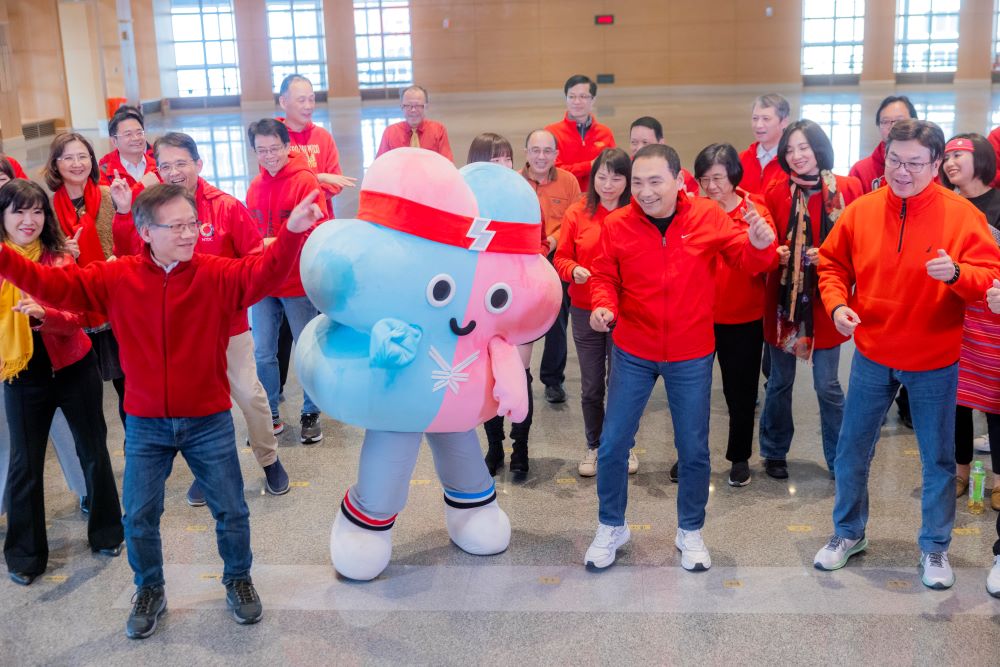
[{"xmin": 449, "ymin": 318, "xmax": 477, "ymax": 336}]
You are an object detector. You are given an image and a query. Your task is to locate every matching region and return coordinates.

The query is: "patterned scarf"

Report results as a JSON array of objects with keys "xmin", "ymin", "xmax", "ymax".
[
  {"xmin": 776, "ymin": 170, "xmax": 845, "ymax": 361},
  {"xmin": 0, "ymin": 240, "xmax": 42, "ymax": 381}
]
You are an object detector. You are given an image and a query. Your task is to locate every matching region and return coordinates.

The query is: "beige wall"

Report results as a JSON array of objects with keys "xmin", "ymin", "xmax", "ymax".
[
  {"xmin": 8, "ymin": 0, "xmax": 69, "ymax": 124},
  {"xmin": 132, "ymin": 0, "xmax": 160, "ymax": 100}
]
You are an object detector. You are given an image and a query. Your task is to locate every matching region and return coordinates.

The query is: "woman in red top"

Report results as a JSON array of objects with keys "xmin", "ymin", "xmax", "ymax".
[
  {"xmin": 0, "ymin": 180, "xmax": 123, "ymax": 585},
  {"xmin": 554, "ymin": 148, "xmax": 632, "ymax": 477},
  {"xmin": 0, "ymin": 158, "xmax": 15, "ymax": 187},
  {"xmin": 694, "ymin": 143, "xmax": 776, "ymax": 487},
  {"xmin": 759, "ymin": 120, "xmax": 862, "ymax": 480},
  {"xmin": 43, "ymin": 133, "xmax": 126, "ymax": 427}
]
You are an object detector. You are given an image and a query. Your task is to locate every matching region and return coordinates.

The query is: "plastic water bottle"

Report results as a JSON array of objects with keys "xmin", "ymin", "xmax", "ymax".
[{"xmin": 969, "ymin": 460, "xmax": 986, "ymax": 515}]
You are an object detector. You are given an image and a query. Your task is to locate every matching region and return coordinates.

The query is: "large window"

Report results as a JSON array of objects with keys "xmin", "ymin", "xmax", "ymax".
[
  {"xmin": 801, "ymin": 0, "xmax": 865, "ymax": 78},
  {"xmin": 354, "ymin": 1, "xmax": 413, "ymax": 92},
  {"xmin": 166, "ymin": 0, "xmax": 240, "ymax": 98},
  {"xmin": 266, "ymin": 0, "xmax": 327, "ymax": 92},
  {"xmin": 993, "ymin": 0, "xmax": 1000, "ymax": 76},
  {"xmin": 801, "ymin": 103, "xmax": 863, "ymax": 174},
  {"xmin": 895, "ymin": 0, "xmax": 960, "ymax": 73},
  {"xmin": 913, "ymin": 102, "xmax": 955, "ymax": 139}
]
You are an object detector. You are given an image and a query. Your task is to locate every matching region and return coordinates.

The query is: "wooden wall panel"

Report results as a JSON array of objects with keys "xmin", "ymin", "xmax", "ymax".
[
  {"xmin": 132, "ymin": 0, "xmax": 161, "ymax": 100},
  {"xmin": 8, "ymin": 0, "xmax": 68, "ymax": 124}
]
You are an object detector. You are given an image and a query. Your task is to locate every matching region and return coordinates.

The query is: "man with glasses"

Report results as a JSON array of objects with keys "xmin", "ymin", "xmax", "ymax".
[
  {"xmin": 246, "ymin": 119, "xmax": 329, "ymax": 445},
  {"xmin": 546, "ymin": 74, "xmax": 615, "ymax": 192},
  {"xmin": 375, "ymin": 85, "xmax": 453, "ymax": 161},
  {"xmin": 110, "ymin": 132, "xmax": 291, "ymax": 505},
  {"xmin": 99, "ymin": 106, "xmax": 160, "ymax": 190},
  {"xmin": 814, "ymin": 119, "xmax": 1000, "ymax": 589},
  {"xmin": 521, "ymin": 129, "xmax": 581, "ymax": 404},
  {"xmin": 850, "ymin": 95, "xmax": 918, "ymax": 194}
]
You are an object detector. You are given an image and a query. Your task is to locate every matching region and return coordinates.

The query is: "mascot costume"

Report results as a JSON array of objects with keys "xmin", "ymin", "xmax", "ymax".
[{"xmin": 296, "ymin": 148, "xmax": 561, "ymax": 580}]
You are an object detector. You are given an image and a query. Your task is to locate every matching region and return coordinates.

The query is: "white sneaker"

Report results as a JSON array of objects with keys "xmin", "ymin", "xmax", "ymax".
[
  {"xmin": 920, "ymin": 551, "xmax": 955, "ymax": 590},
  {"xmin": 813, "ymin": 534, "xmax": 867, "ymax": 571},
  {"xmin": 675, "ymin": 528, "xmax": 711, "ymax": 571},
  {"xmin": 628, "ymin": 450, "xmax": 639, "ymax": 475},
  {"xmin": 584, "ymin": 523, "xmax": 630, "ymax": 569},
  {"xmin": 987, "ymin": 555, "xmax": 1000, "ymax": 598},
  {"xmin": 974, "ymin": 434, "xmax": 991, "ymax": 453},
  {"xmin": 578, "ymin": 448, "xmax": 598, "ymax": 477}
]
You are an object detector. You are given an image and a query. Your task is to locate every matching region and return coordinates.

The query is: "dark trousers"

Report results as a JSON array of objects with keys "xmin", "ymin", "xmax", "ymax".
[
  {"xmin": 277, "ymin": 315, "xmax": 293, "ymax": 392},
  {"xmin": 540, "ymin": 277, "xmax": 570, "ymax": 389},
  {"xmin": 3, "ymin": 352, "xmax": 123, "ymax": 575},
  {"xmin": 483, "ymin": 369, "xmax": 533, "ymax": 445},
  {"xmin": 570, "ymin": 306, "xmax": 612, "ymax": 449},
  {"xmin": 715, "ymin": 319, "xmax": 764, "ymax": 463}
]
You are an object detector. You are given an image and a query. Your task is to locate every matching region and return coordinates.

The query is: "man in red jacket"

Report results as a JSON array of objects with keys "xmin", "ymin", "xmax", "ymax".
[
  {"xmin": 98, "ymin": 105, "xmax": 159, "ymax": 190},
  {"xmin": 628, "ymin": 116, "xmax": 698, "ymax": 194},
  {"xmin": 583, "ymin": 144, "xmax": 776, "ymax": 572},
  {"xmin": 739, "ymin": 94, "xmax": 790, "ymax": 195},
  {"xmin": 545, "ymin": 74, "xmax": 616, "ymax": 192},
  {"xmin": 0, "ymin": 182, "xmax": 324, "ymax": 638},
  {"xmin": 110, "ymin": 131, "xmax": 291, "ymax": 505},
  {"xmin": 815, "ymin": 120, "xmax": 1000, "ymax": 590},
  {"xmin": 277, "ymin": 74, "xmax": 356, "ymax": 213},
  {"xmin": 375, "ymin": 85, "xmax": 453, "ymax": 161},
  {"xmin": 849, "ymin": 95, "xmax": 917, "ymax": 194},
  {"xmin": 246, "ymin": 119, "xmax": 329, "ymax": 444}
]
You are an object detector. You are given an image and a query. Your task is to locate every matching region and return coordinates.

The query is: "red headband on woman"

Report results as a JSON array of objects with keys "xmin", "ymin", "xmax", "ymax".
[{"xmin": 945, "ymin": 138, "xmax": 975, "ymax": 153}]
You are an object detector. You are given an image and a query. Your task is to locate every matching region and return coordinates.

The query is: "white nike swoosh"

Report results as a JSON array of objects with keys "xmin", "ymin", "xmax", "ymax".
[{"xmin": 680, "ymin": 233, "xmax": 693, "ymax": 239}]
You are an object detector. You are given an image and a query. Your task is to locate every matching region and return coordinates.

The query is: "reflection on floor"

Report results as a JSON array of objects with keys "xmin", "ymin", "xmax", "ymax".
[{"xmin": 1, "ymin": 86, "xmax": 999, "ymax": 664}]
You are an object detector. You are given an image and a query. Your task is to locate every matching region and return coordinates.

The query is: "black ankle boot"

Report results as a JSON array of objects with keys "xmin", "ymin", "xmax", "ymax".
[
  {"xmin": 509, "ymin": 440, "xmax": 529, "ymax": 474},
  {"xmin": 483, "ymin": 415, "xmax": 505, "ymax": 475}
]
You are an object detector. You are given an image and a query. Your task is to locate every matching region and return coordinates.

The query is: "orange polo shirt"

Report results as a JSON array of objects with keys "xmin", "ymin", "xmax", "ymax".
[{"xmin": 520, "ymin": 164, "xmax": 582, "ymax": 245}]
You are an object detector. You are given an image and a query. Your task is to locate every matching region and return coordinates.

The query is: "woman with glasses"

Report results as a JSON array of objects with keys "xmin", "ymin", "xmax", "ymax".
[
  {"xmin": 0, "ymin": 179, "xmax": 123, "ymax": 586},
  {"xmin": 694, "ymin": 143, "xmax": 777, "ymax": 487},
  {"xmin": 98, "ymin": 106, "xmax": 159, "ymax": 190},
  {"xmin": 43, "ymin": 133, "xmax": 127, "ymax": 427},
  {"xmin": 553, "ymin": 147, "xmax": 633, "ymax": 477},
  {"xmin": 941, "ymin": 133, "xmax": 1000, "ymax": 513},
  {"xmin": 759, "ymin": 120, "xmax": 862, "ymax": 480}
]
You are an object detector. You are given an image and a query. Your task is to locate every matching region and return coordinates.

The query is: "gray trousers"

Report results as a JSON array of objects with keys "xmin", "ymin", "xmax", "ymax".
[{"xmin": 570, "ymin": 306, "xmax": 613, "ymax": 449}]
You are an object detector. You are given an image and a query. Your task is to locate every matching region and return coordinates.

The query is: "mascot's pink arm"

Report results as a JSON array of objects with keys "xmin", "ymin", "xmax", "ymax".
[{"xmin": 488, "ymin": 337, "xmax": 529, "ymax": 422}]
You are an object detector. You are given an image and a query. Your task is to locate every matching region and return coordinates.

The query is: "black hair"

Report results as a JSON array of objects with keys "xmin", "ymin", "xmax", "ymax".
[
  {"xmin": 939, "ymin": 133, "xmax": 996, "ymax": 189},
  {"xmin": 279, "ymin": 73, "xmax": 312, "ymax": 97},
  {"xmin": 467, "ymin": 133, "xmax": 513, "ymax": 164},
  {"xmin": 875, "ymin": 95, "xmax": 918, "ymax": 126},
  {"xmin": 632, "ymin": 144, "xmax": 682, "ymax": 179},
  {"xmin": 585, "ymin": 147, "xmax": 632, "ymax": 215},
  {"xmin": 887, "ymin": 119, "xmax": 945, "ymax": 163},
  {"xmin": 693, "ymin": 143, "xmax": 744, "ymax": 188},
  {"xmin": 153, "ymin": 132, "xmax": 201, "ymax": 163},
  {"xmin": 247, "ymin": 118, "xmax": 290, "ymax": 146},
  {"xmin": 132, "ymin": 183, "xmax": 196, "ymax": 232},
  {"xmin": 563, "ymin": 74, "xmax": 596, "ymax": 97},
  {"xmin": 630, "ymin": 116, "xmax": 663, "ymax": 141},
  {"xmin": 777, "ymin": 120, "xmax": 835, "ymax": 174},
  {"xmin": 109, "ymin": 105, "xmax": 145, "ymax": 136},
  {"xmin": 0, "ymin": 179, "xmax": 66, "ymax": 252},
  {"xmin": 0, "ymin": 157, "xmax": 15, "ymax": 183},
  {"xmin": 43, "ymin": 133, "xmax": 101, "ymax": 191}
]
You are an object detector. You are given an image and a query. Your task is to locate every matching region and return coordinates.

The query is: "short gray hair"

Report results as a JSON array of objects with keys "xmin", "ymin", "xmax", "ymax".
[
  {"xmin": 400, "ymin": 85, "xmax": 429, "ymax": 102},
  {"xmin": 133, "ymin": 183, "xmax": 196, "ymax": 232},
  {"xmin": 752, "ymin": 94, "xmax": 791, "ymax": 120}
]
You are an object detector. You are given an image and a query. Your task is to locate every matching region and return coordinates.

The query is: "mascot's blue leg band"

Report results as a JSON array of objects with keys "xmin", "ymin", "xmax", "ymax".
[{"xmin": 426, "ymin": 431, "xmax": 496, "ymax": 509}]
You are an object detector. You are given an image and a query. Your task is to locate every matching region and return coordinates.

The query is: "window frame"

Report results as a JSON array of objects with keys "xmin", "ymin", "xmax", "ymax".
[
  {"xmin": 265, "ymin": 0, "xmax": 328, "ymax": 93},
  {"xmin": 353, "ymin": 0, "xmax": 414, "ymax": 97},
  {"xmin": 801, "ymin": 0, "xmax": 866, "ymax": 85},
  {"xmin": 167, "ymin": 0, "xmax": 241, "ymax": 99},
  {"xmin": 894, "ymin": 0, "xmax": 961, "ymax": 76}
]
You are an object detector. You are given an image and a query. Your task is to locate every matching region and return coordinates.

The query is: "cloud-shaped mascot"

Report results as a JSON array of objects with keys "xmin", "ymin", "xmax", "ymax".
[{"xmin": 296, "ymin": 148, "xmax": 562, "ymax": 580}]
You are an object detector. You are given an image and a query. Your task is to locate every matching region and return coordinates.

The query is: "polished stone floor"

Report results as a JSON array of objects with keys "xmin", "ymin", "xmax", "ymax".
[{"xmin": 1, "ymin": 86, "xmax": 999, "ymax": 665}]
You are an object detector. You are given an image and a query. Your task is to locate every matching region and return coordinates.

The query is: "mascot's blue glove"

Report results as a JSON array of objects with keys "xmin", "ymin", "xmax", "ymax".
[{"xmin": 369, "ymin": 318, "xmax": 423, "ymax": 368}]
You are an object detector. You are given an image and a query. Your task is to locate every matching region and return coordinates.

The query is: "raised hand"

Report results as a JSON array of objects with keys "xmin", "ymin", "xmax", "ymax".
[
  {"xmin": 64, "ymin": 228, "xmax": 83, "ymax": 259},
  {"xmin": 286, "ymin": 189, "xmax": 325, "ymax": 233},
  {"xmin": 926, "ymin": 249, "xmax": 957, "ymax": 282},
  {"xmin": 747, "ymin": 212, "xmax": 776, "ymax": 249},
  {"xmin": 833, "ymin": 305, "xmax": 861, "ymax": 337},
  {"xmin": 110, "ymin": 169, "xmax": 132, "ymax": 214}
]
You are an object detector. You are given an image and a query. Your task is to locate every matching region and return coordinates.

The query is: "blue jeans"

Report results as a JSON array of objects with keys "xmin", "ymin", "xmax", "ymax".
[
  {"xmin": 123, "ymin": 411, "xmax": 251, "ymax": 588},
  {"xmin": 759, "ymin": 344, "xmax": 844, "ymax": 472},
  {"xmin": 832, "ymin": 351, "xmax": 957, "ymax": 553},
  {"xmin": 251, "ymin": 295, "xmax": 319, "ymax": 417},
  {"xmin": 597, "ymin": 347, "xmax": 713, "ymax": 530}
]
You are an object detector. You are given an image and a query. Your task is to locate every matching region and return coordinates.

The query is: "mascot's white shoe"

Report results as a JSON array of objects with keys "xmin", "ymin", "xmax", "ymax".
[
  {"xmin": 445, "ymin": 499, "xmax": 511, "ymax": 555},
  {"xmin": 330, "ymin": 510, "xmax": 393, "ymax": 581}
]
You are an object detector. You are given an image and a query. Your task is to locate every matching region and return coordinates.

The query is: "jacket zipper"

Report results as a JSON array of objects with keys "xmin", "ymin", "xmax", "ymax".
[
  {"xmin": 162, "ymin": 273, "xmax": 169, "ymax": 415},
  {"xmin": 897, "ymin": 199, "xmax": 907, "ymax": 253}
]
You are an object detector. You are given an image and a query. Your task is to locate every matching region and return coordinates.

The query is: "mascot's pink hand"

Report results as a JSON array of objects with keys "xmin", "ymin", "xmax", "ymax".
[{"xmin": 488, "ymin": 337, "xmax": 528, "ymax": 422}]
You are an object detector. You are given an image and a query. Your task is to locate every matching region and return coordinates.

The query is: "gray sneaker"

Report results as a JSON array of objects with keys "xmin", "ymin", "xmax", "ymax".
[
  {"xmin": 300, "ymin": 413, "xmax": 322, "ymax": 444},
  {"xmin": 813, "ymin": 534, "xmax": 867, "ymax": 571},
  {"xmin": 920, "ymin": 551, "xmax": 955, "ymax": 590},
  {"xmin": 225, "ymin": 577, "xmax": 263, "ymax": 625},
  {"xmin": 126, "ymin": 585, "xmax": 167, "ymax": 639}
]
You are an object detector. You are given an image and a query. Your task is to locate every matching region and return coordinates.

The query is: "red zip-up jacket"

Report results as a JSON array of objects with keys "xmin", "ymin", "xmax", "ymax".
[
  {"xmin": 712, "ymin": 189, "xmax": 777, "ymax": 324},
  {"xmin": 553, "ymin": 199, "xmax": 616, "ymax": 310},
  {"xmin": 819, "ymin": 183, "xmax": 1000, "ymax": 372},
  {"xmin": 246, "ymin": 151, "xmax": 328, "ymax": 298},
  {"xmin": 739, "ymin": 142, "xmax": 785, "ymax": 195},
  {"xmin": 763, "ymin": 174, "xmax": 863, "ymax": 350},
  {"xmin": 849, "ymin": 142, "xmax": 887, "ymax": 194},
  {"xmin": 589, "ymin": 194, "xmax": 776, "ymax": 362},
  {"xmin": 112, "ymin": 178, "xmax": 264, "ymax": 336},
  {"xmin": 546, "ymin": 113, "xmax": 616, "ymax": 191},
  {"xmin": 989, "ymin": 127, "xmax": 1000, "ymax": 189},
  {"xmin": 278, "ymin": 118, "xmax": 345, "ymax": 210},
  {"xmin": 99, "ymin": 148, "xmax": 158, "ymax": 188},
  {"xmin": 0, "ymin": 224, "xmax": 304, "ymax": 418},
  {"xmin": 20, "ymin": 251, "xmax": 93, "ymax": 371}
]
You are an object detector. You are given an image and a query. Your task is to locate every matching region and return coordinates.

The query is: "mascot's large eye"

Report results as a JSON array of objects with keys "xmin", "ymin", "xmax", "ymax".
[
  {"xmin": 485, "ymin": 283, "xmax": 512, "ymax": 314},
  {"xmin": 426, "ymin": 274, "xmax": 456, "ymax": 307}
]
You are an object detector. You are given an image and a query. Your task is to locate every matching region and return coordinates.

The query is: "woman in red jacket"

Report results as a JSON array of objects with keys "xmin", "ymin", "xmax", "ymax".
[
  {"xmin": 554, "ymin": 147, "xmax": 632, "ymax": 477},
  {"xmin": 0, "ymin": 180, "xmax": 123, "ymax": 585},
  {"xmin": 43, "ymin": 133, "xmax": 126, "ymax": 427},
  {"xmin": 759, "ymin": 120, "xmax": 862, "ymax": 480},
  {"xmin": 695, "ymin": 143, "xmax": 777, "ymax": 487}
]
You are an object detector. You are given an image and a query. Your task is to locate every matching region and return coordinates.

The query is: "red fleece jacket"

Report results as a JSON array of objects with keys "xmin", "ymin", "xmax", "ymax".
[
  {"xmin": 545, "ymin": 113, "xmax": 616, "ymax": 191},
  {"xmin": 849, "ymin": 142, "xmax": 887, "ymax": 194},
  {"xmin": 739, "ymin": 142, "xmax": 785, "ymax": 195}
]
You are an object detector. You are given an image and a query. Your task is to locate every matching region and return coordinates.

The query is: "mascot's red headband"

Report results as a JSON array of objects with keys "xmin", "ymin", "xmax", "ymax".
[
  {"xmin": 358, "ymin": 190, "xmax": 542, "ymax": 255},
  {"xmin": 945, "ymin": 138, "xmax": 975, "ymax": 153}
]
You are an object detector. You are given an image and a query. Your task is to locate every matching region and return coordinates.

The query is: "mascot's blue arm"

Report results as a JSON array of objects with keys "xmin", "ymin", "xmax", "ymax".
[{"xmin": 369, "ymin": 317, "xmax": 423, "ymax": 369}]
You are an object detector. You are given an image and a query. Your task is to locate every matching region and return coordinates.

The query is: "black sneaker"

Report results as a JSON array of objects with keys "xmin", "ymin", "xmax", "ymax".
[
  {"xmin": 728, "ymin": 460, "xmax": 751, "ymax": 487},
  {"xmin": 669, "ymin": 461, "xmax": 679, "ymax": 483},
  {"xmin": 544, "ymin": 384, "xmax": 567, "ymax": 404},
  {"xmin": 264, "ymin": 459, "xmax": 290, "ymax": 495},
  {"xmin": 300, "ymin": 413, "xmax": 323, "ymax": 444},
  {"xmin": 225, "ymin": 577, "xmax": 263, "ymax": 625},
  {"xmin": 126, "ymin": 585, "xmax": 167, "ymax": 639},
  {"xmin": 764, "ymin": 458, "xmax": 789, "ymax": 479}
]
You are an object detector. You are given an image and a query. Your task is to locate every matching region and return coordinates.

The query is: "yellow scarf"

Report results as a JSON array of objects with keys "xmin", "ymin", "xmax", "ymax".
[{"xmin": 0, "ymin": 240, "xmax": 42, "ymax": 382}]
